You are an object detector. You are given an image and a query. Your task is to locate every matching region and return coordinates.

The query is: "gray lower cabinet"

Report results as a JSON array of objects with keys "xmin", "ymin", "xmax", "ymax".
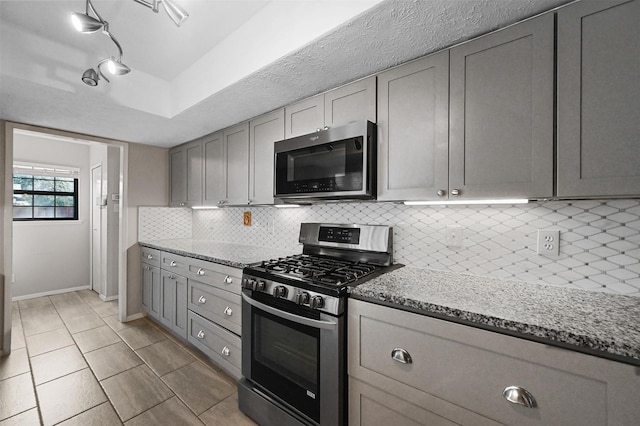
[
  {"xmin": 285, "ymin": 76, "xmax": 376, "ymax": 138},
  {"xmin": 140, "ymin": 247, "xmax": 243, "ymax": 379},
  {"xmin": 557, "ymin": 0, "xmax": 640, "ymax": 197},
  {"xmin": 448, "ymin": 13, "xmax": 554, "ymax": 200},
  {"xmin": 160, "ymin": 270, "xmax": 187, "ymax": 338},
  {"xmin": 169, "ymin": 140, "xmax": 203, "ymax": 207},
  {"xmin": 377, "ymin": 51, "xmax": 449, "ymax": 201},
  {"xmin": 348, "ymin": 299, "xmax": 640, "ymax": 426}
]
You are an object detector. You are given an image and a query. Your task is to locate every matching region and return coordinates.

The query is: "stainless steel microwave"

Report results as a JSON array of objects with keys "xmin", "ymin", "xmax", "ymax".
[{"xmin": 274, "ymin": 121, "xmax": 376, "ymax": 201}]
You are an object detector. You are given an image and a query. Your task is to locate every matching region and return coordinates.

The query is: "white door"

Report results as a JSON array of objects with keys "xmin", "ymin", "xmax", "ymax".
[{"xmin": 91, "ymin": 165, "xmax": 102, "ymax": 293}]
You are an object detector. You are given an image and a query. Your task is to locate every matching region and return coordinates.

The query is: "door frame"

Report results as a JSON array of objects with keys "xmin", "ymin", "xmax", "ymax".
[
  {"xmin": 90, "ymin": 163, "xmax": 103, "ymax": 294},
  {"xmin": 1, "ymin": 121, "xmax": 129, "ymax": 354}
]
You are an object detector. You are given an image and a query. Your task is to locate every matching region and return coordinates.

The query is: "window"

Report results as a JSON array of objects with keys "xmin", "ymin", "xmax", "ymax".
[{"xmin": 13, "ymin": 163, "xmax": 79, "ymax": 221}]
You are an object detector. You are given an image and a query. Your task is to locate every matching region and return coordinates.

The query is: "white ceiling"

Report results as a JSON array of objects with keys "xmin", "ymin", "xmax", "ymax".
[{"xmin": 0, "ymin": 0, "xmax": 571, "ymax": 148}]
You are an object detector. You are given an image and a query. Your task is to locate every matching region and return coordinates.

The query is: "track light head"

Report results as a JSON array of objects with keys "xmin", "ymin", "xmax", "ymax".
[
  {"xmin": 161, "ymin": 0, "xmax": 189, "ymax": 27},
  {"xmin": 81, "ymin": 68, "xmax": 99, "ymax": 86},
  {"xmin": 107, "ymin": 58, "xmax": 131, "ymax": 75},
  {"xmin": 71, "ymin": 12, "xmax": 104, "ymax": 33}
]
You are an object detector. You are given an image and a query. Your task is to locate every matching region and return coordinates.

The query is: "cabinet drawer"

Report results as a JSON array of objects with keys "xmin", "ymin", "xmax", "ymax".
[
  {"xmin": 188, "ymin": 311, "xmax": 241, "ymax": 380},
  {"xmin": 160, "ymin": 251, "xmax": 190, "ymax": 275},
  {"xmin": 184, "ymin": 258, "xmax": 242, "ymax": 295},
  {"xmin": 349, "ymin": 300, "xmax": 609, "ymax": 426},
  {"xmin": 141, "ymin": 247, "xmax": 161, "ymax": 268},
  {"xmin": 188, "ymin": 280, "xmax": 241, "ymax": 335},
  {"xmin": 349, "ymin": 377, "xmax": 500, "ymax": 426}
]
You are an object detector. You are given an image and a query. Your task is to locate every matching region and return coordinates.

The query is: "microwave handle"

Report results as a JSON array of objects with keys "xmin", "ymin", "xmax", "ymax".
[{"xmin": 242, "ymin": 292, "xmax": 338, "ymax": 330}]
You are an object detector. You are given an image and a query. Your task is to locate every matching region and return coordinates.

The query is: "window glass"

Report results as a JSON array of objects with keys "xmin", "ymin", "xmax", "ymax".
[{"xmin": 12, "ymin": 172, "xmax": 78, "ymax": 221}]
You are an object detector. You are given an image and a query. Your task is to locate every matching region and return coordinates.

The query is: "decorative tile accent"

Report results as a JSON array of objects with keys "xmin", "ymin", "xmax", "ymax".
[{"xmin": 140, "ymin": 200, "xmax": 640, "ymax": 297}]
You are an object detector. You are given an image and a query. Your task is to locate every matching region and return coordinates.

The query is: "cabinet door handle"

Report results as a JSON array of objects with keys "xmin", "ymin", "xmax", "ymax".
[
  {"xmin": 391, "ymin": 348, "xmax": 412, "ymax": 364},
  {"xmin": 450, "ymin": 188, "xmax": 461, "ymax": 196},
  {"xmin": 221, "ymin": 346, "xmax": 230, "ymax": 357},
  {"xmin": 143, "ymin": 266, "xmax": 150, "ymax": 270},
  {"xmin": 196, "ymin": 330, "xmax": 205, "ymax": 339},
  {"xmin": 197, "ymin": 268, "xmax": 205, "ymax": 276},
  {"xmin": 502, "ymin": 386, "xmax": 537, "ymax": 408},
  {"xmin": 169, "ymin": 260, "xmax": 177, "ymax": 267},
  {"xmin": 223, "ymin": 275, "xmax": 233, "ymax": 284},
  {"xmin": 223, "ymin": 306, "xmax": 233, "ymax": 316},
  {"xmin": 198, "ymin": 295, "xmax": 206, "ymax": 304},
  {"xmin": 436, "ymin": 189, "xmax": 446, "ymax": 197},
  {"xmin": 169, "ymin": 275, "xmax": 175, "ymax": 279},
  {"xmin": 147, "ymin": 254, "xmax": 154, "ymax": 259}
]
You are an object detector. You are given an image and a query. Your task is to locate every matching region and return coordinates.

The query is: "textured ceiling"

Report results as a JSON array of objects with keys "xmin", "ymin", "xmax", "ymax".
[{"xmin": 0, "ymin": 0, "xmax": 572, "ymax": 148}]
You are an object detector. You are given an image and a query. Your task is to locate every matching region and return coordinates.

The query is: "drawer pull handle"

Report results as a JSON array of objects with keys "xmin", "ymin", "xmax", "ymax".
[
  {"xmin": 147, "ymin": 254, "xmax": 154, "ymax": 259},
  {"xmin": 196, "ymin": 330, "xmax": 205, "ymax": 339},
  {"xmin": 391, "ymin": 348, "xmax": 412, "ymax": 364},
  {"xmin": 197, "ymin": 268, "xmax": 205, "ymax": 276},
  {"xmin": 169, "ymin": 260, "xmax": 177, "ymax": 267},
  {"xmin": 223, "ymin": 275, "xmax": 233, "ymax": 284},
  {"xmin": 223, "ymin": 306, "xmax": 233, "ymax": 316},
  {"xmin": 198, "ymin": 295, "xmax": 206, "ymax": 304},
  {"xmin": 503, "ymin": 386, "xmax": 537, "ymax": 408},
  {"xmin": 221, "ymin": 346, "xmax": 230, "ymax": 357}
]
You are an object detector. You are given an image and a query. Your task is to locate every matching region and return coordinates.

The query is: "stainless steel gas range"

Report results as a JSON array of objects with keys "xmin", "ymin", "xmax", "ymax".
[{"xmin": 238, "ymin": 223, "xmax": 397, "ymax": 426}]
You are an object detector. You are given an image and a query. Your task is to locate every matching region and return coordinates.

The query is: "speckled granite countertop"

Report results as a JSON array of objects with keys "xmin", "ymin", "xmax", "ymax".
[
  {"xmin": 139, "ymin": 239, "xmax": 300, "ymax": 269},
  {"xmin": 350, "ymin": 267, "xmax": 640, "ymax": 366}
]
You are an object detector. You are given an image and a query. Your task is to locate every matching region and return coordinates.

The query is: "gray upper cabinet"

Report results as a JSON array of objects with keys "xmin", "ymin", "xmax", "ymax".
[
  {"xmin": 203, "ymin": 125, "xmax": 250, "ymax": 207},
  {"xmin": 203, "ymin": 131, "xmax": 224, "ymax": 206},
  {"xmin": 557, "ymin": 0, "xmax": 640, "ymax": 198},
  {"xmin": 377, "ymin": 51, "xmax": 449, "ymax": 201},
  {"xmin": 285, "ymin": 76, "xmax": 376, "ymax": 138},
  {"xmin": 449, "ymin": 13, "xmax": 554, "ymax": 200},
  {"xmin": 223, "ymin": 122, "xmax": 250, "ymax": 205},
  {"xmin": 169, "ymin": 140, "xmax": 203, "ymax": 207},
  {"xmin": 249, "ymin": 109, "xmax": 285, "ymax": 205}
]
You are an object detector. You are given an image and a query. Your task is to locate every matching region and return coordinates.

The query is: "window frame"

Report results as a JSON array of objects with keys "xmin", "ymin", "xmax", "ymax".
[{"xmin": 12, "ymin": 163, "xmax": 80, "ymax": 222}]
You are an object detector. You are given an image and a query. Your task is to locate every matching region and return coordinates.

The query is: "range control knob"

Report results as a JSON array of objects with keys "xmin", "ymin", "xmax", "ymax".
[
  {"xmin": 243, "ymin": 278, "xmax": 257, "ymax": 290},
  {"xmin": 257, "ymin": 280, "xmax": 267, "ymax": 291},
  {"xmin": 310, "ymin": 295, "xmax": 324, "ymax": 309},
  {"xmin": 296, "ymin": 292, "xmax": 310, "ymax": 305},
  {"xmin": 273, "ymin": 286, "xmax": 288, "ymax": 298}
]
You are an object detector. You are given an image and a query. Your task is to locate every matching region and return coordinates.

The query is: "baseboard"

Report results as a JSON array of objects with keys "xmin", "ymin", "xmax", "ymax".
[
  {"xmin": 99, "ymin": 294, "xmax": 119, "ymax": 302},
  {"xmin": 12, "ymin": 285, "xmax": 91, "ymax": 301},
  {"xmin": 126, "ymin": 312, "xmax": 145, "ymax": 321}
]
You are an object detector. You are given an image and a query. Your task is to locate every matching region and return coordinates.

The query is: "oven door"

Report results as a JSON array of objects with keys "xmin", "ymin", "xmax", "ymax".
[{"xmin": 241, "ymin": 291, "xmax": 344, "ymax": 425}]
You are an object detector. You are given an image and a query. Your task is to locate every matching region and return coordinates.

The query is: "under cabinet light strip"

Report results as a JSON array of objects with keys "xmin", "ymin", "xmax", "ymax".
[
  {"xmin": 404, "ymin": 199, "xmax": 529, "ymax": 206},
  {"xmin": 191, "ymin": 206, "xmax": 219, "ymax": 210},
  {"xmin": 274, "ymin": 204, "xmax": 301, "ymax": 208}
]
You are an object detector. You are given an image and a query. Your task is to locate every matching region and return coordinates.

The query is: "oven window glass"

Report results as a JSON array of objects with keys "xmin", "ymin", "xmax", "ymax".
[{"xmin": 252, "ymin": 308, "xmax": 320, "ymax": 422}]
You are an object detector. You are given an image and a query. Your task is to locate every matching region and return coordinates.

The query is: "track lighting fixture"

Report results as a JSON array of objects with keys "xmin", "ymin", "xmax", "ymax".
[
  {"xmin": 70, "ymin": 0, "xmax": 188, "ymax": 86},
  {"xmin": 133, "ymin": 0, "xmax": 189, "ymax": 27}
]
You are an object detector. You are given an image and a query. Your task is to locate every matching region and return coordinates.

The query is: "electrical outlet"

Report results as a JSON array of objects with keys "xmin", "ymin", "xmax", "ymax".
[
  {"xmin": 537, "ymin": 229, "xmax": 560, "ymax": 258},
  {"xmin": 446, "ymin": 225, "xmax": 464, "ymax": 248}
]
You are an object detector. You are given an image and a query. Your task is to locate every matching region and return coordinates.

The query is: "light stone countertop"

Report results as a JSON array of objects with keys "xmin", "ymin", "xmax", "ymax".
[
  {"xmin": 139, "ymin": 239, "xmax": 300, "ymax": 269},
  {"xmin": 349, "ymin": 266, "xmax": 640, "ymax": 365}
]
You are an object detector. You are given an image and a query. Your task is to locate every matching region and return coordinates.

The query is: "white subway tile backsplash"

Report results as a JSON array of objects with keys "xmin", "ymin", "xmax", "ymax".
[{"xmin": 139, "ymin": 200, "xmax": 640, "ymax": 297}]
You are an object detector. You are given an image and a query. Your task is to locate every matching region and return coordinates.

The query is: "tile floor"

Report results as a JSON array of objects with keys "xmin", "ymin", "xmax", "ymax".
[{"xmin": 0, "ymin": 290, "xmax": 256, "ymax": 426}]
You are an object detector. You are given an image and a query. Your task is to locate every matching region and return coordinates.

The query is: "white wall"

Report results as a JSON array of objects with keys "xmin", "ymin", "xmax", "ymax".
[{"xmin": 13, "ymin": 133, "xmax": 91, "ymax": 298}]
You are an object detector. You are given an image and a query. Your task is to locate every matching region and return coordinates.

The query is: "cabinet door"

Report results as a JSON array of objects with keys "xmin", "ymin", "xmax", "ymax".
[
  {"xmin": 185, "ymin": 141, "xmax": 203, "ymax": 206},
  {"xmin": 173, "ymin": 276, "xmax": 188, "ymax": 338},
  {"xmin": 223, "ymin": 123, "xmax": 250, "ymax": 205},
  {"xmin": 160, "ymin": 271, "xmax": 175, "ymax": 329},
  {"xmin": 169, "ymin": 147, "xmax": 186, "ymax": 207},
  {"xmin": 284, "ymin": 94, "xmax": 324, "ymax": 138},
  {"xmin": 557, "ymin": 0, "xmax": 640, "ymax": 197},
  {"xmin": 325, "ymin": 76, "xmax": 376, "ymax": 128},
  {"xmin": 203, "ymin": 131, "xmax": 224, "ymax": 206},
  {"xmin": 449, "ymin": 13, "xmax": 554, "ymax": 199},
  {"xmin": 141, "ymin": 263, "xmax": 160, "ymax": 319},
  {"xmin": 249, "ymin": 109, "xmax": 284, "ymax": 205},
  {"xmin": 377, "ymin": 52, "xmax": 449, "ymax": 201}
]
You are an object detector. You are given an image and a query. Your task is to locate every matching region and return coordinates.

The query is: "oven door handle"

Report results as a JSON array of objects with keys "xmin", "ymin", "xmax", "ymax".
[{"xmin": 242, "ymin": 292, "xmax": 338, "ymax": 330}]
